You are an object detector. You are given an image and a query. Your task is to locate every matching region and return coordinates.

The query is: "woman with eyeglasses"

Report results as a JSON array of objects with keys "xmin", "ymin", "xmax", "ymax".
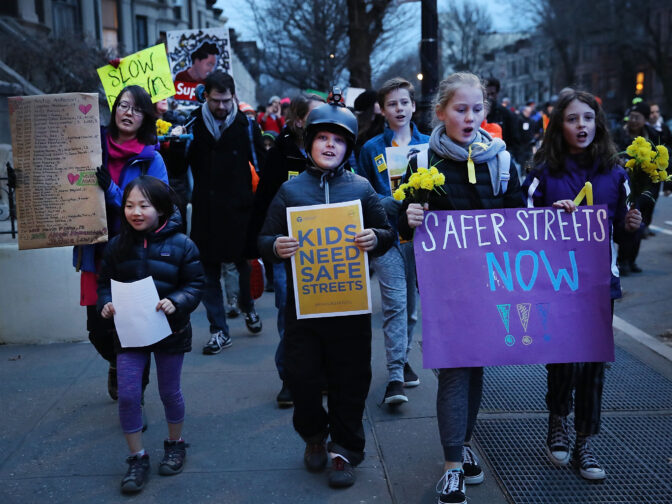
[{"xmin": 74, "ymin": 85, "xmax": 168, "ymax": 403}]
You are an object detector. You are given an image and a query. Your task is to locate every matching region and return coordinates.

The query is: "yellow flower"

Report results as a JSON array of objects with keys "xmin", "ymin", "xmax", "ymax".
[
  {"xmin": 636, "ymin": 144, "xmax": 653, "ymax": 160},
  {"xmin": 625, "ymin": 159, "xmax": 636, "ymax": 169},
  {"xmin": 656, "ymin": 145, "xmax": 669, "ymax": 169},
  {"xmin": 393, "ymin": 186, "xmax": 406, "ymax": 201},
  {"xmin": 633, "ymin": 136, "xmax": 648, "ymax": 147},
  {"xmin": 420, "ymin": 173, "xmax": 434, "ymax": 190},
  {"xmin": 417, "ymin": 167, "xmax": 429, "ymax": 174},
  {"xmin": 156, "ymin": 119, "xmax": 172, "ymax": 136},
  {"xmin": 408, "ymin": 172, "xmax": 421, "ymax": 189},
  {"xmin": 646, "ymin": 161, "xmax": 659, "ymax": 174},
  {"xmin": 433, "ymin": 172, "xmax": 446, "ymax": 185},
  {"xmin": 429, "ymin": 166, "xmax": 439, "ymax": 175}
]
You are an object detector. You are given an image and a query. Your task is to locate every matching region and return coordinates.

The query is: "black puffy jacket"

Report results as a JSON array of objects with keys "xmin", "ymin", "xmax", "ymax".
[
  {"xmin": 97, "ymin": 209, "xmax": 205, "ymax": 353},
  {"xmin": 398, "ymin": 149, "xmax": 523, "ymax": 240},
  {"xmin": 251, "ymin": 129, "xmax": 307, "ymax": 235}
]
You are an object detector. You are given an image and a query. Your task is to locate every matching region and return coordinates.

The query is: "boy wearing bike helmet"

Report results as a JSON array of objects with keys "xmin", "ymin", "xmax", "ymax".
[{"xmin": 258, "ymin": 89, "xmax": 394, "ymax": 489}]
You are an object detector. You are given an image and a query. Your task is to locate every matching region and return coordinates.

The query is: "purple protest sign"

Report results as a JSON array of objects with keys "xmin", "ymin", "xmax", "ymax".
[{"xmin": 414, "ymin": 206, "xmax": 614, "ymax": 368}]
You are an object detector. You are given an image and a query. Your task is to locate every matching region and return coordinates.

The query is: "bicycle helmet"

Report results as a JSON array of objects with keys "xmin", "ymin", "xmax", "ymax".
[{"xmin": 304, "ymin": 87, "xmax": 358, "ymax": 163}]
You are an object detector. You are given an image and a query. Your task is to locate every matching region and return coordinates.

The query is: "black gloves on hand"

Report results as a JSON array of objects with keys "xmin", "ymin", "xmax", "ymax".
[{"xmin": 96, "ymin": 165, "xmax": 111, "ymax": 191}]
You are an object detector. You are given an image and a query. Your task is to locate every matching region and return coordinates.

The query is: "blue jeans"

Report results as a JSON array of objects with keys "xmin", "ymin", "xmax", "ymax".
[
  {"xmin": 273, "ymin": 262, "xmax": 287, "ymax": 381},
  {"xmin": 371, "ymin": 241, "xmax": 418, "ymax": 382},
  {"xmin": 437, "ymin": 367, "xmax": 484, "ymax": 461},
  {"xmin": 202, "ymin": 260, "xmax": 253, "ymax": 334}
]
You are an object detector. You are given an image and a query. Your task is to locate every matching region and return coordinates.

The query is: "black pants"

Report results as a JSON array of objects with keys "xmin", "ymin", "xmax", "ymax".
[
  {"xmin": 284, "ymin": 304, "xmax": 372, "ymax": 466},
  {"xmin": 545, "ymin": 300, "xmax": 613, "ymax": 436},
  {"xmin": 87, "ymin": 305, "xmax": 116, "ymax": 363},
  {"xmin": 86, "ymin": 306, "xmax": 150, "ymax": 389}
]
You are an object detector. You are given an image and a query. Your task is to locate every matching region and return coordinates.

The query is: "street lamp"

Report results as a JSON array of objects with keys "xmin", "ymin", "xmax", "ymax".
[{"xmin": 417, "ymin": 73, "xmax": 424, "ymax": 81}]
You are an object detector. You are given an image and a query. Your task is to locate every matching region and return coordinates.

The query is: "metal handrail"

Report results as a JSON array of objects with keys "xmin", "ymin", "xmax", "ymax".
[{"xmin": 0, "ymin": 162, "xmax": 17, "ymax": 238}]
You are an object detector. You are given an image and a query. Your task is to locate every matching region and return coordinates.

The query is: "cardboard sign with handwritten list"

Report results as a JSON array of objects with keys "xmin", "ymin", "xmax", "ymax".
[{"xmin": 9, "ymin": 93, "xmax": 107, "ymax": 250}]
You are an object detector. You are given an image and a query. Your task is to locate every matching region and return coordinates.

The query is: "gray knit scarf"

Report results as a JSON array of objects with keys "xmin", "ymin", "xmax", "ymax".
[
  {"xmin": 428, "ymin": 124, "xmax": 511, "ymax": 195},
  {"xmin": 201, "ymin": 100, "xmax": 237, "ymax": 141}
]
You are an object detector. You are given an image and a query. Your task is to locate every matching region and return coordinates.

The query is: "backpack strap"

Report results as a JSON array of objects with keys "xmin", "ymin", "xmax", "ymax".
[{"xmin": 496, "ymin": 150, "xmax": 511, "ymax": 195}]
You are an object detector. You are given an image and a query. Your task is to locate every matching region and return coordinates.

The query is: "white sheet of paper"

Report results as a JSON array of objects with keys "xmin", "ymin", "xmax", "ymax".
[{"xmin": 111, "ymin": 277, "xmax": 173, "ymax": 348}]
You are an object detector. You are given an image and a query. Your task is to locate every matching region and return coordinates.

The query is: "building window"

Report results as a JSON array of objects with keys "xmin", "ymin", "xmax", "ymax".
[
  {"xmin": 0, "ymin": 1, "xmax": 18, "ymax": 16},
  {"xmin": 52, "ymin": 0, "xmax": 81, "ymax": 37},
  {"xmin": 174, "ymin": 7, "xmax": 182, "ymax": 20},
  {"xmin": 102, "ymin": 0, "xmax": 119, "ymax": 52},
  {"xmin": 36, "ymin": 0, "xmax": 45, "ymax": 23},
  {"xmin": 136, "ymin": 15, "xmax": 148, "ymax": 49}
]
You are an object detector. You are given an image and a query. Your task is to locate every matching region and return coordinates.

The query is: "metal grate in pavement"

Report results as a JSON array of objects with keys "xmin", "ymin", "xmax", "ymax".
[
  {"xmin": 480, "ymin": 346, "xmax": 672, "ymax": 413},
  {"xmin": 474, "ymin": 416, "xmax": 672, "ymax": 504}
]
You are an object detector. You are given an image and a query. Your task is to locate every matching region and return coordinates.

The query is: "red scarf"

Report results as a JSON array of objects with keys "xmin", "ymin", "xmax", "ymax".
[{"xmin": 106, "ymin": 135, "xmax": 145, "ymax": 184}]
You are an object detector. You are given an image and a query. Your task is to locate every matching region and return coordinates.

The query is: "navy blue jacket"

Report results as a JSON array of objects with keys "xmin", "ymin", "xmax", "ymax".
[
  {"xmin": 97, "ymin": 209, "xmax": 204, "ymax": 353},
  {"xmin": 522, "ymin": 155, "xmax": 630, "ymax": 299}
]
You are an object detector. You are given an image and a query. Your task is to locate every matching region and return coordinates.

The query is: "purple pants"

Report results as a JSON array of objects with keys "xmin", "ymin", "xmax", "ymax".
[{"xmin": 117, "ymin": 351, "xmax": 185, "ymax": 434}]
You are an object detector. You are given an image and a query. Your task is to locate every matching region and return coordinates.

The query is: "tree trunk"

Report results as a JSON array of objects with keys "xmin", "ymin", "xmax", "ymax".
[{"xmin": 346, "ymin": 0, "xmax": 374, "ymax": 88}]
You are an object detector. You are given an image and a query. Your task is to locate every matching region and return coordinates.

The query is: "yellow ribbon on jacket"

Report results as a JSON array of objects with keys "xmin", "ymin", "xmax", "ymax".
[
  {"xmin": 466, "ymin": 142, "xmax": 489, "ymax": 184},
  {"xmin": 573, "ymin": 181, "xmax": 593, "ymax": 206}
]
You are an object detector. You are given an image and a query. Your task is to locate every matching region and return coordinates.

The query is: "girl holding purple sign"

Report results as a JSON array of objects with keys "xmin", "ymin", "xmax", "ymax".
[
  {"xmin": 399, "ymin": 72, "xmax": 523, "ymax": 504},
  {"xmin": 522, "ymin": 89, "xmax": 641, "ymax": 480}
]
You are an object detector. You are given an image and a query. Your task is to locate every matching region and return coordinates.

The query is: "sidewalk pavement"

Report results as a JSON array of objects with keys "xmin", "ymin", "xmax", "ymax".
[{"xmin": 1, "ymin": 278, "xmax": 671, "ymax": 504}]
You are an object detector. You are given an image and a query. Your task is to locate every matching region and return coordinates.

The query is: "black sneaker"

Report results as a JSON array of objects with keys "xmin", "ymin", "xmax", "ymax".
[
  {"xmin": 574, "ymin": 436, "xmax": 606, "ymax": 480},
  {"xmin": 436, "ymin": 469, "xmax": 466, "ymax": 504},
  {"xmin": 245, "ymin": 310, "xmax": 262, "ymax": 334},
  {"xmin": 462, "ymin": 445, "xmax": 484, "ymax": 485},
  {"xmin": 202, "ymin": 330, "xmax": 232, "ymax": 354},
  {"xmin": 328, "ymin": 456, "xmax": 355, "ymax": 488},
  {"xmin": 276, "ymin": 383, "xmax": 293, "ymax": 408},
  {"xmin": 121, "ymin": 453, "xmax": 150, "ymax": 494},
  {"xmin": 403, "ymin": 362, "xmax": 420, "ymax": 387},
  {"xmin": 383, "ymin": 380, "xmax": 408, "ymax": 405},
  {"xmin": 159, "ymin": 439, "xmax": 187, "ymax": 475},
  {"xmin": 630, "ymin": 263, "xmax": 643, "ymax": 273},
  {"xmin": 304, "ymin": 442, "xmax": 327, "ymax": 472},
  {"xmin": 108, "ymin": 364, "xmax": 118, "ymax": 400},
  {"xmin": 546, "ymin": 414, "xmax": 570, "ymax": 466}
]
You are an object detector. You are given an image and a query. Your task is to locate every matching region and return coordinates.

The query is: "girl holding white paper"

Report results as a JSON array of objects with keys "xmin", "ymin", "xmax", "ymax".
[
  {"xmin": 399, "ymin": 72, "xmax": 522, "ymax": 504},
  {"xmin": 522, "ymin": 90, "xmax": 641, "ymax": 481},
  {"xmin": 97, "ymin": 176, "xmax": 204, "ymax": 494}
]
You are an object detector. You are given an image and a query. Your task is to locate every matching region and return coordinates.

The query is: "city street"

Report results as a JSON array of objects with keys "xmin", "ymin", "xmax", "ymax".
[{"xmin": 0, "ymin": 196, "xmax": 671, "ymax": 504}]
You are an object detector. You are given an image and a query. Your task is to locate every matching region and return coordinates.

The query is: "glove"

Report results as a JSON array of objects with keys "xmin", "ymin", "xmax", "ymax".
[{"xmin": 96, "ymin": 165, "xmax": 111, "ymax": 191}]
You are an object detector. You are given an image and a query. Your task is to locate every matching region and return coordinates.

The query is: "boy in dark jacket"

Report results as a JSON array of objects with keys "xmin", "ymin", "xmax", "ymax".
[{"xmin": 258, "ymin": 91, "xmax": 395, "ymax": 488}]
